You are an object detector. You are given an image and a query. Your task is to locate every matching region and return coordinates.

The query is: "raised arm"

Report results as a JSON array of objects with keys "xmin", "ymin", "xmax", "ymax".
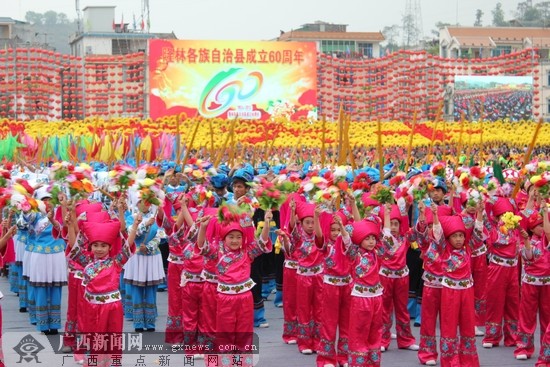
[
  {"xmin": 383, "ymin": 203, "xmax": 392, "ymax": 231},
  {"xmin": 345, "ymin": 191, "xmax": 361, "ymax": 221},
  {"xmin": 175, "ymin": 195, "xmax": 193, "ymax": 231},
  {"xmin": 260, "ymin": 210, "xmax": 273, "ymax": 244},
  {"xmin": 127, "ymin": 213, "xmax": 142, "ymax": 248},
  {"xmin": 313, "ymin": 205, "xmax": 323, "ymax": 243},
  {"xmin": 275, "ymin": 229, "xmax": 292, "ymax": 254},
  {"xmin": 520, "ymin": 229, "xmax": 533, "ymax": 260},
  {"xmin": 289, "ymin": 198, "xmax": 296, "ymax": 231},
  {"xmin": 196, "ymin": 215, "xmax": 212, "ymax": 251}
]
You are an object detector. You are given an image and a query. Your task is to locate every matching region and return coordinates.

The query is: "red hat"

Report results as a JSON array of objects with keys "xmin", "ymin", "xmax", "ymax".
[
  {"xmin": 319, "ymin": 210, "xmax": 349, "ymax": 240},
  {"xmin": 361, "ymin": 193, "xmax": 379, "ymax": 208},
  {"xmin": 439, "ymin": 215, "xmax": 466, "ymax": 238},
  {"xmin": 351, "ymin": 219, "xmax": 381, "ymax": 245},
  {"xmin": 76, "ymin": 202, "xmax": 103, "ymax": 218},
  {"xmin": 388, "ymin": 204, "xmax": 402, "ymax": 222},
  {"xmin": 80, "ymin": 220, "xmax": 122, "ymax": 257},
  {"xmin": 86, "ymin": 211, "xmax": 111, "ymax": 223},
  {"xmin": 219, "ymin": 222, "xmax": 244, "ymax": 240},
  {"xmin": 296, "ymin": 202, "xmax": 315, "ymax": 221},
  {"xmin": 190, "ymin": 207, "xmax": 218, "ymax": 221},
  {"xmin": 492, "ymin": 197, "xmax": 514, "ymax": 217},
  {"xmin": 424, "ymin": 205, "xmax": 453, "ymax": 225},
  {"xmin": 279, "ymin": 193, "xmax": 306, "ymax": 231},
  {"xmin": 527, "ymin": 212, "xmax": 544, "ymax": 231}
]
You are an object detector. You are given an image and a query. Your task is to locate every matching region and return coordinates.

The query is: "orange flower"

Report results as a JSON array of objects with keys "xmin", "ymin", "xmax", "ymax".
[
  {"xmin": 83, "ymin": 181, "xmax": 94, "ymax": 193},
  {"xmin": 70, "ymin": 181, "xmax": 83, "ymax": 190},
  {"xmin": 27, "ymin": 198, "xmax": 38, "ymax": 210}
]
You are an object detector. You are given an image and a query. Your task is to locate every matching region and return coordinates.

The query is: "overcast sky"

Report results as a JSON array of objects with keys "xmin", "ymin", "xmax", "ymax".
[{"xmin": 4, "ymin": 0, "xmax": 523, "ymax": 40}]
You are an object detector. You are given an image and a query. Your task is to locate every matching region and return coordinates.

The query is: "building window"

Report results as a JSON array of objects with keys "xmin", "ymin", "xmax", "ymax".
[
  {"xmin": 547, "ymin": 99, "xmax": 550, "ymax": 114},
  {"xmin": 123, "ymin": 94, "xmax": 140, "ymax": 112},
  {"xmin": 547, "ymin": 71, "xmax": 550, "ymax": 87},
  {"xmin": 95, "ymin": 67, "xmax": 107, "ymax": 82},
  {"xmin": 95, "ymin": 93, "xmax": 108, "ymax": 114},
  {"xmin": 335, "ymin": 66, "xmax": 354, "ymax": 86},
  {"xmin": 491, "ymin": 46, "xmax": 512, "ymax": 57},
  {"xmin": 123, "ymin": 64, "xmax": 142, "ymax": 82},
  {"xmin": 321, "ymin": 40, "xmax": 355, "ymax": 57},
  {"xmin": 358, "ymin": 43, "xmax": 373, "ymax": 58}
]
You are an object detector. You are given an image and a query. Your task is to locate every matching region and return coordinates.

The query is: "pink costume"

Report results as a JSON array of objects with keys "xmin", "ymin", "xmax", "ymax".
[
  {"xmin": 55, "ymin": 202, "xmax": 103, "ymax": 350},
  {"xmin": 379, "ymin": 205, "xmax": 417, "ymax": 350},
  {"xmin": 415, "ymin": 205, "xmax": 452, "ymax": 364},
  {"xmin": 289, "ymin": 202, "xmax": 324, "ymax": 353},
  {"xmin": 431, "ymin": 215, "xmax": 480, "ymax": 367},
  {"xmin": 176, "ymin": 223, "xmax": 205, "ymax": 350},
  {"xmin": 69, "ymin": 219, "xmax": 130, "ymax": 367},
  {"xmin": 515, "ymin": 212, "xmax": 550, "ymax": 360},
  {"xmin": 316, "ymin": 211, "xmax": 352, "ymax": 367},
  {"xmin": 199, "ymin": 218, "xmax": 272, "ymax": 358},
  {"xmin": 278, "ymin": 193, "xmax": 305, "ymax": 345},
  {"xmin": 346, "ymin": 219, "xmax": 385, "ymax": 367},
  {"xmin": 483, "ymin": 197, "xmax": 520, "ymax": 347},
  {"xmin": 159, "ymin": 200, "xmax": 185, "ymax": 344}
]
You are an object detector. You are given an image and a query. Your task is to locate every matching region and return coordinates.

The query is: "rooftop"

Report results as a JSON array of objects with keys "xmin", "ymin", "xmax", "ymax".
[
  {"xmin": 279, "ymin": 30, "xmax": 385, "ymax": 42},
  {"xmin": 445, "ymin": 26, "xmax": 550, "ymax": 49},
  {"xmin": 70, "ymin": 31, "xmax": 177, "ymax": 44}
]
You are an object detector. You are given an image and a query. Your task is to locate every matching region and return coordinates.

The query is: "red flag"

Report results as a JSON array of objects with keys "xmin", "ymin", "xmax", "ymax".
[
  {"xmin": 121, "ymin": 13, "xmax": 124, "ymax": 27},
  {"xmin": 140, "ymin": 18, "xmax": 145, "ymax": 30},
  {"xmin": 112, "ymin": 18, "xmax": 115, "ymax": 30}
]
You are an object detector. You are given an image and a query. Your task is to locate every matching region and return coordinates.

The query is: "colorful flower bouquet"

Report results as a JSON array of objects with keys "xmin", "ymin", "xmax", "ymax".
[
  {"xmin": 351, "ymin": 172, "xmax": 372, "ymax": 192},
  {"xmin": 189, "ymin": 184, "xmax": 216, "ymax": 207},
  {"xmin": 252, "ymin": 178, "xmax": 287, "ymax": 210},
  {"xmin": 371, "ymin": 183, "xmax": 395, "ymax": 204},
  {"xmin": 500, "ymin": 211, "xmax": 522, "ymax": 235},
  {"xmin": 134, "ymin": 165, "xmax": 164, "ymax": 207},
  {"xmin": 530, "ymin": 173, "xmax": 550, "ymax": 199},
  {"xmin": 431, "ymin": 162, "xmax": 446, "ymax": 179},
  {"xmin": 218, "ymin": 202, "xmax": 248, "ymax": 224},
  {"xmin": 108, "ymin": 164, "xmax": 136, "ymax": 194},
  {"xmin": 47, "ymin": 162, "xmax": 95, "ymax": 204}
]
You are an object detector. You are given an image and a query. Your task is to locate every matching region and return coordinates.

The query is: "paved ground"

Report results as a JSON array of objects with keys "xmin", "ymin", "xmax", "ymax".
[{"xmin": 0, "ymin": 277, "xmax": 542, "ymax": 366}]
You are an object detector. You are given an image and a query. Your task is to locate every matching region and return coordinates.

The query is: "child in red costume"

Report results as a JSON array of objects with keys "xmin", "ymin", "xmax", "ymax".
[
  {"xmin": 379, "ymin": 204, "xmax": 419, "ymax": 351},
  {"xmin": 68, "ymin": 212, "xmax": 135, "ymax": 367},
  {"xmin": 514, "ymin": 205, "xmax": 550, "ymax": 361},
  {"xmin": 483, "ymin": 197, "xmax": 520, "ymax": 348},
  {"xmin": 415, "ymin": 202, "xmax": 451, "ymax": 366},
  {"xmin": 315, "ymin": 205, "xmax": 355, "ymax": 367},
  {"xmin": 288, "ymin": 200, "xmax": 325, "ymax": 354},
  {"xmin": 427, "ymin": 212, "xmax": 482, "ymax": 367},
  {"xmin": 196, "ymin": 209, "xmax": 272, "ymax": 364},
  {"xmin": 345, "ymin": 214, "xmax": 385, "ymax": 367}
]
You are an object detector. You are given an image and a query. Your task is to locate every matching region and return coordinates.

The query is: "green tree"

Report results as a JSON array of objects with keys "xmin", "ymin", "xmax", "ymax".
[
  {"xmin": 492, "ymin": 2, "xmax": 507, "ymax": 26},
  {"xmin": 382, "ymin": 24, "xmax": 400, "ymax": 51},
  {"xmin": 474, "ymin": 9, "xmax": 484, "ymax": 26},
  {"xmin": 516, "ymin": 1, "xmax": 540, "ymax": 21},
  {"xmin": 24, "ymin": 11, "xmax": 43, "ymax": 25},
  {"xmin": 43, "ymin": 11, "xmax": 58, "ymax": 25},
  {"xmin": 57, "ymin": 13, "xmax": 70, "ymax": 25}
]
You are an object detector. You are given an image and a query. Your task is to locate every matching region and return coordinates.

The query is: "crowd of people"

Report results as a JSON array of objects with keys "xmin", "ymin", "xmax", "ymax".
[
  {"xmin": 453, "ymin": 90, "xmax": 533, "ymax": 122},
  {"xmin": 0, "ymin": 154, "xmax": 548, "ymax": 367}
]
